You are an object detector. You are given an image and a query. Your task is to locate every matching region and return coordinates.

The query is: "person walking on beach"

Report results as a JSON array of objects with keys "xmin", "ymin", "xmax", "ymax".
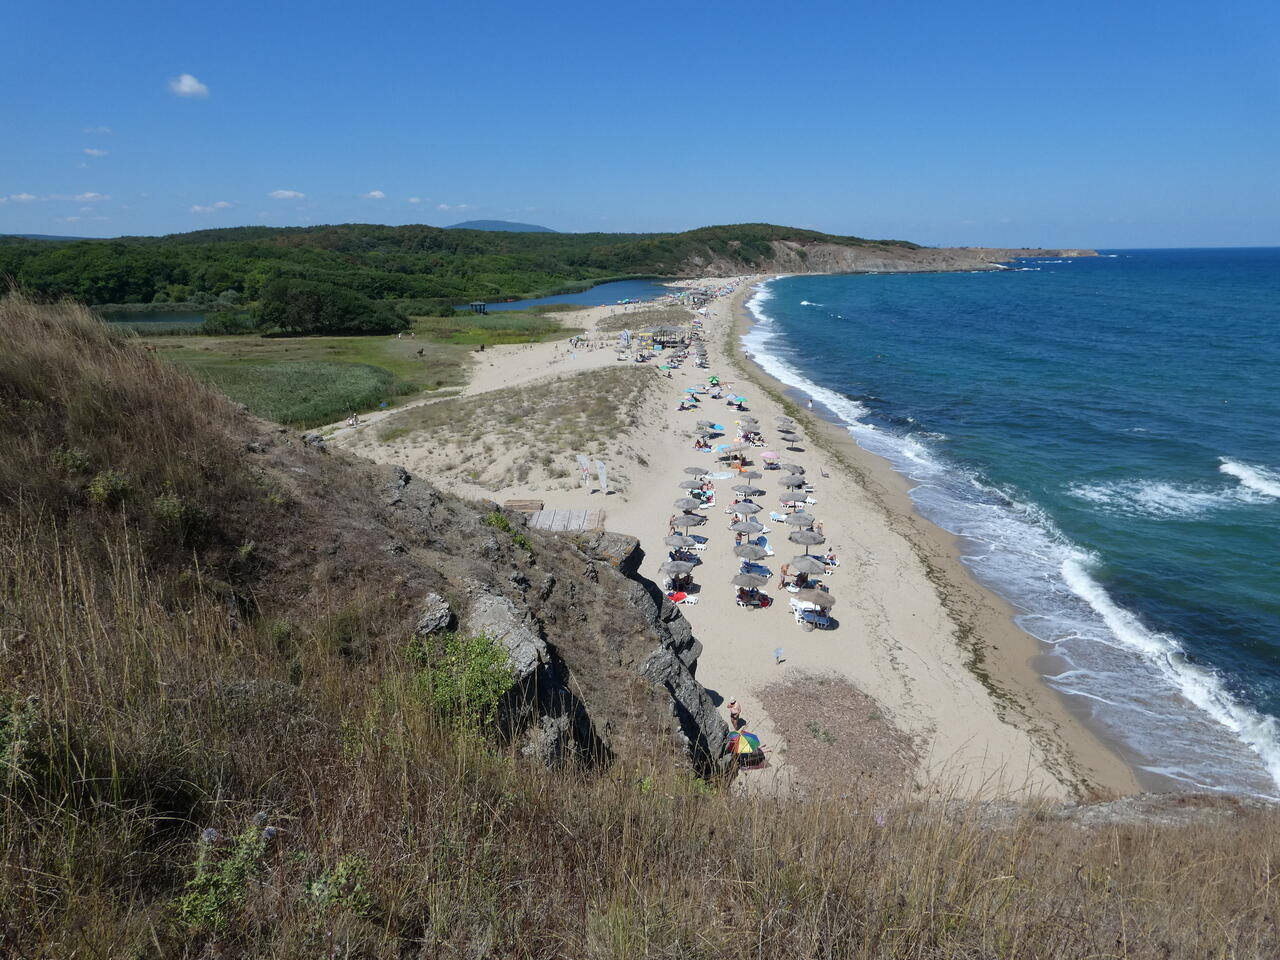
[{"xmin": 727, "ymin": 699, "xmax": 742, "ymax": 730}]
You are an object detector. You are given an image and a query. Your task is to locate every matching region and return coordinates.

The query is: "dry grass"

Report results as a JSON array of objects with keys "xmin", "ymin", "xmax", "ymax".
[
  {"xmin": 758, "ymin": 674, "xmax": 920, "ymax": 800},
  {"xmin": 7, "ymin": 296, "xmax": 1280, "ymax": 957},
  {"xmin": 596, "ymin": 304, "xmax": 697, "ymax": 333},
  {"xmin": 374, "ymin": 366, "xmax": 658, "ymax": 492}
]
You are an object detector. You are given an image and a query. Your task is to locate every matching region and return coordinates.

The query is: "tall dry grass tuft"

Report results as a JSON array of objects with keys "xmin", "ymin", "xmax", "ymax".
[{"xmin": 4, "ymin": 296, "xmax": 1280, "ymax": 956}]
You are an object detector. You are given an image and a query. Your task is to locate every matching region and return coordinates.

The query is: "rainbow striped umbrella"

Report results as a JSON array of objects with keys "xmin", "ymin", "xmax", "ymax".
[{"xmin": 728, "ymin": 730, "xmax": 762, "ymax": 755}]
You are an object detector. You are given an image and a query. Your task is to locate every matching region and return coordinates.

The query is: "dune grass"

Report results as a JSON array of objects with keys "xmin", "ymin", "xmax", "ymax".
[{"xmin": 596, "ymin": 304, "xmax": 696, "ymax": 333}]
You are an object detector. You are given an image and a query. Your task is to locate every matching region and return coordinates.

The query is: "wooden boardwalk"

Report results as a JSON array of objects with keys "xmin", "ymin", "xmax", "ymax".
[{"xmin": 526, "ymin": 509, "xmax": 606, "ymax": 533}]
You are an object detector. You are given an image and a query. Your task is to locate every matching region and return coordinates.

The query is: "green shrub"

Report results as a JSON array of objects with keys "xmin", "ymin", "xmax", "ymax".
[
  {"xmin": 86, "ymin": 469, "xmax": 131, "ymax": 506},
  {"xmin": 174, "ymin": 819, "xmax": 275, "ymax": 933},
  {"xmin": 408, "ymin": 632, "xmax": 512, "ymax": 726},
  {"xmin": 51, "ymin": 446, "xmax": 92, "ymax": 475}
]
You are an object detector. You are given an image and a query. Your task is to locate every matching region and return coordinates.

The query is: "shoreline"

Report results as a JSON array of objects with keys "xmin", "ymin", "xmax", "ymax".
[
  {"xmin": 340, "ymin": 276, "xmax": 1139, "ymax": 800},
  {"xmin": 726, "ymin": 276, "xmax": 1142, "ymax": 797}
]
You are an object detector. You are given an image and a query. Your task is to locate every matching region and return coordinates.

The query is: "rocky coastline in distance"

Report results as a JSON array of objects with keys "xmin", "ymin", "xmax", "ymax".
[{"xmin": 682, "ymin": 240, "xmax": 1097, "ymax": 276}]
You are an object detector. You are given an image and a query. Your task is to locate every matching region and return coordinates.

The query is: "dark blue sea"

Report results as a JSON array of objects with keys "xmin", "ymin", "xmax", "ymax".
[{"xmin": 744, "ymin": 249, "xmax": 1280, "ymax": 795}]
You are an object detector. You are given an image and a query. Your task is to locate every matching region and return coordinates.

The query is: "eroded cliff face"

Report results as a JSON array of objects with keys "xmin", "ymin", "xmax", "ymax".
[
  {"xmin": 678, "ymin": 240, "xmax": 1097, "ymax": 277},
  {"xmin": 243, "ymin": 434, "xmax": 730, "ymax": 776}
]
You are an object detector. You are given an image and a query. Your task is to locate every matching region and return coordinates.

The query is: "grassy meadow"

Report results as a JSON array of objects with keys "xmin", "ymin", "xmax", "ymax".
[
  {"xmin": 156, "ymin": 334, "xmax": 472, "ymax": 428},
  {"xmin": 146, "ymin": 305, "xmax": 581, "ymax": 427}
]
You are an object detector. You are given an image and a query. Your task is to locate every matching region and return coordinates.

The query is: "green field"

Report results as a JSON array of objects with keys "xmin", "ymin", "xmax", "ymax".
[
  {"xmin": 158, "ymin": 334, "xmax": 472, "ymax": 427},
  {"xmin": 408, "ymin": 304, "xmax": 586, "ymax": 345}
]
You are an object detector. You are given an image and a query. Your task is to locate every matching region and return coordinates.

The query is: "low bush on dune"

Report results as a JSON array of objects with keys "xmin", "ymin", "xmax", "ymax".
[{"xmin": 3, "ymin": 296, "xmax": 1280, "ymax": 957}]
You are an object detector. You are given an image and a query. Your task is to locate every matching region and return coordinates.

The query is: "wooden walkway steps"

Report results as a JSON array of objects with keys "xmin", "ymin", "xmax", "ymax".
[
  {"xmin": 503, "ymin": 499, "xmax": 545, "ymax": 514},
  {"xmin": 527, "ymin": 509, "xmax": 606, "ymax": 532}
]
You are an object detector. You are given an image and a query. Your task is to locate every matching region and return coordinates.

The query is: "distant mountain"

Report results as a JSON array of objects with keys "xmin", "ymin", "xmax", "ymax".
[{"xmin": 445, "ymin": 219, "xmax": 556, "ymax": 233}]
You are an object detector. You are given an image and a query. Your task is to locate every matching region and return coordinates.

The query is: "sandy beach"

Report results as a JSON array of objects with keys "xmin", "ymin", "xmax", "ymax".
[{"xmin": 337, "ymin": 280, "xmax": 1140, "ymax": 801}]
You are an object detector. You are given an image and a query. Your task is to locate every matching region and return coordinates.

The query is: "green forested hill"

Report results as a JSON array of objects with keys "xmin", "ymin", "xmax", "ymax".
[{"xmin": 0, "ymin": 222, "xmax": 918, "ymax": 306}]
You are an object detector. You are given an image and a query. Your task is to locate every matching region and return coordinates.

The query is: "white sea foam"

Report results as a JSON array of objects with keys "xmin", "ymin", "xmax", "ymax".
[
  {"xmin": 1068, "ymin": 477, "xmax": 1270, "ymax": 518},
  {"xmin": 1062, "ymin": 559, "xmax": 1280, "ymax": 788},
  {"xmin": 799, "ymin": 300, "xmax": 823, "ymax": 306},
  {"xmin": 742, "ymin": 278, "xmax": 1280, "ymax": 795},
  {"xmin": 1220, "ymin": 459, "xmax": 1280, "ymax": 499}
]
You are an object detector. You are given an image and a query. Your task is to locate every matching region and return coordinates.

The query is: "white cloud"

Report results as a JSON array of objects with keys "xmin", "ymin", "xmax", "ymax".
[
  {"xmin": 73, "ymin": 192, "xmax": 110, "ymax": 202},
  {"xmin": 83, "ymin": 147, "xmax": 108, "ymax": 157},
  {"xmin": 436, "ymin": 203, "xmax": 472, "ymax": 212},
  {"xmin": 359, "ymin": 190, "xmax": 386, "ymax": 200},
  {"xmin": 83, "ymin": 125, "xmax": 112, "ymax": 134},
  {"xmin": 5, "ymin": 192, "xmax": 39, "ymax": 203},
  {"xmin": 58, "ymin": 216, "xmax": 82, "ymax": 223},
  {"xmin": 407, "ymin": 197, "xmax": 422, "ymax": 204},
  {"xmin": 269, "ymin": 189, "xmax": 305, "ymax": 199},
  {"xmin": 190, "ymin": 200, "xmax": 233, "ymax": 213},
  {"xmin": 169, "ymin": 73, "xmax": 209, "ymax": 98}
]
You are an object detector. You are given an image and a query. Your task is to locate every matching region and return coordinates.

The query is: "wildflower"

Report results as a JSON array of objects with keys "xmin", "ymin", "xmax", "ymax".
[
  {"xmin": 262, "ymin": 826, "xmax": 279, "ymax": 842},
  {"xmin": 253, "ymin": 811, "xmax": 268, "ymax": 827},
  {"xmin": 200, "ymin": 827, "xmax": 219, "ymax": 844}
]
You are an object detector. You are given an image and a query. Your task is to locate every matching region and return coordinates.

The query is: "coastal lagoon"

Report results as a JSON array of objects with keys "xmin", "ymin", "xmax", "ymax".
[
  {"xmin": 476, "ymin": 278, "xmax": 673, "ymax": 312},
  {"xmin": 746, "ymin": 249, "xmax": 1280, "ymax": 795}
]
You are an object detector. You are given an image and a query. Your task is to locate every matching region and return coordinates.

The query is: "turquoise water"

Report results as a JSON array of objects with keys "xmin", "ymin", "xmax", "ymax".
[{"xmin": 745, "ymin": 249, "xmax": 1280, "ymax": 795}]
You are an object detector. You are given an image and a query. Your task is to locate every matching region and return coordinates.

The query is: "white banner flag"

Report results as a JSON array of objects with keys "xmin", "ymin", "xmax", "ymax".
[{"xmin": 595, "ymin": 460, "xmax": 609, "ymax": 495}]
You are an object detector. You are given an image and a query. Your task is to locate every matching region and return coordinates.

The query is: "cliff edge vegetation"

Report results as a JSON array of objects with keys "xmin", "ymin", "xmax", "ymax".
[{"xmin": 4, "ymin": 297, "xmax": 1272, "ymax": 960}]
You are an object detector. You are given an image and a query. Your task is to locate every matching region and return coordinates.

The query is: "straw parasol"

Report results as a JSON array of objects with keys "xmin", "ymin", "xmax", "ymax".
[
  {"xmin": 789, "ymin": 555, "xmax": 828, "ymax": 574},
  {"xmin": 664, "ymin": 534, "xmax": 698, "ymax": 548},
  {"xmin": 734, "ymin": 544, "xmax": 769, "ymax": 561},
  {"xmin": 677, "ymin": 479, "xmax": 704, "ymax": 489},
  {"xmin": 779, "ymin": 475, "xmax": 806, "ymax": 489},
  {"xmin": 671, "ymin": 515, "xmax": 705, "ymax": 528},
  {"xmin": 794, "ymin": 588, "xmax": 836, "ymax": 609},
  {"xmin": 673, "ymin": 498, "xmax": 704, "ymax": 511},
  {"xmin": 729, "ymin": 520, "xmax": 764, "ymax": 534},
  {"xmin": 732, "ymin": 484, "xmax": 766, "ymax": 496},
  {"xmin": 783, "ymin": 511, "xmax": 817, "ymax": 527},
  {"xmin": 739, "ymin": 470, "xmax": 763, "ymax": 480},
  {"xmin": 683, "ymin": 466, "xmax": 708, "ymax": 475},
  {"xmin": 779, "ymin": 464, "xmax": 805, "ymax": 475},
  {"xmin": 733, "ymin": 502, "xmax": 763, "ymax": 515},
  {"xmin": 731, "ymin": 573, "xmax": 770, "ymax": 589},
  {"xmin": 789, "ymin": 529, "xmax": 826, "ymax": 550},
  {"xmin": 661, "ymin": 560, "xmax": 697, "ymax": 576}
]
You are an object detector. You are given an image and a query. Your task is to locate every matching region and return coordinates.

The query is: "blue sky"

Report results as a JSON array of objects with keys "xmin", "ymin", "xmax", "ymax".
[{"xmin": 2, "ymin": 0, "xmax": 1277, "ymax": 246}]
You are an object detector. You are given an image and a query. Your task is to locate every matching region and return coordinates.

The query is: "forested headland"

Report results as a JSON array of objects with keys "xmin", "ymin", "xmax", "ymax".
[{"xmin": 0, "ymin": 222, "xmax": 918, "ymax": 312}]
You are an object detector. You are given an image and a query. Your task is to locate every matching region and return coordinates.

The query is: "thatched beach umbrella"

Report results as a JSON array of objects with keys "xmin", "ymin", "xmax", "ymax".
[
  {"xmin": 678, "ymin": 480, "xmax": 705, "ymax": 491},
  {"xmin": 783, "ymin": 512, "xmax": 817, "ymax": 527},
  {"xmin": 674, "ymin": 498, "xmax": 704, "ymax": 511},
  {"xmin": 683, "ymin": 466, "xmax": 708, "ymax": 475},
  {"xmin": 733, "ymin": 502, "xmax": 762, "ymax": 515},
  {"xmin": 794, "ymin": 589, "xmax": 836, "ymax": 609},
  {"xmin": 661, "ymin": 561, "xmax": 697, "ymax": 576},
  {"xmin": 731, "ymin": 573, "xmax": 770, "ymax": 589},
  {"xmin": 779, "ymin": 476, "xmax": 806, "ymax": 491},
  {"xmin": 729, "ymin": 520, "xmax": 764, "ymax": 534},
  {"xmin": 732, "ymin": 484, "xmax": 766, "ymax": 496},
  {"xmin": 790, "ymin": 555, "xmax": 828, "ymax": 575},
  {"xmin": 671, "ymin": 514, "xmax": 705, "ymax": 528},
  {"xmin": 734, "ymin": 544, "xmax": 769, "ymax": 561},
  {"xmin": 739, "ymin": 470, "xmax": 763, "ymax": 480},
  {"xmin": 779, "ymin": 464, "xmax": 805, "ymax": 475},
  {"xmin": 789, "ymin": 529, "xmax": 826, "ymax": 552},
  {"xmin": 665, "ymin": 534, "xmax": 698, "ymax": 548}
]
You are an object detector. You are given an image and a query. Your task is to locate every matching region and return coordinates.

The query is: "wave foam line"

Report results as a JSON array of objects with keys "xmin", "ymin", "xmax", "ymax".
[
  {"xmin": 1062, "ymin": 559, "xmax": 1280, "ymax": 787},
  {"xmin": 1220, "ymin": 458, "xmax": 1280, "ymax": 499}
]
